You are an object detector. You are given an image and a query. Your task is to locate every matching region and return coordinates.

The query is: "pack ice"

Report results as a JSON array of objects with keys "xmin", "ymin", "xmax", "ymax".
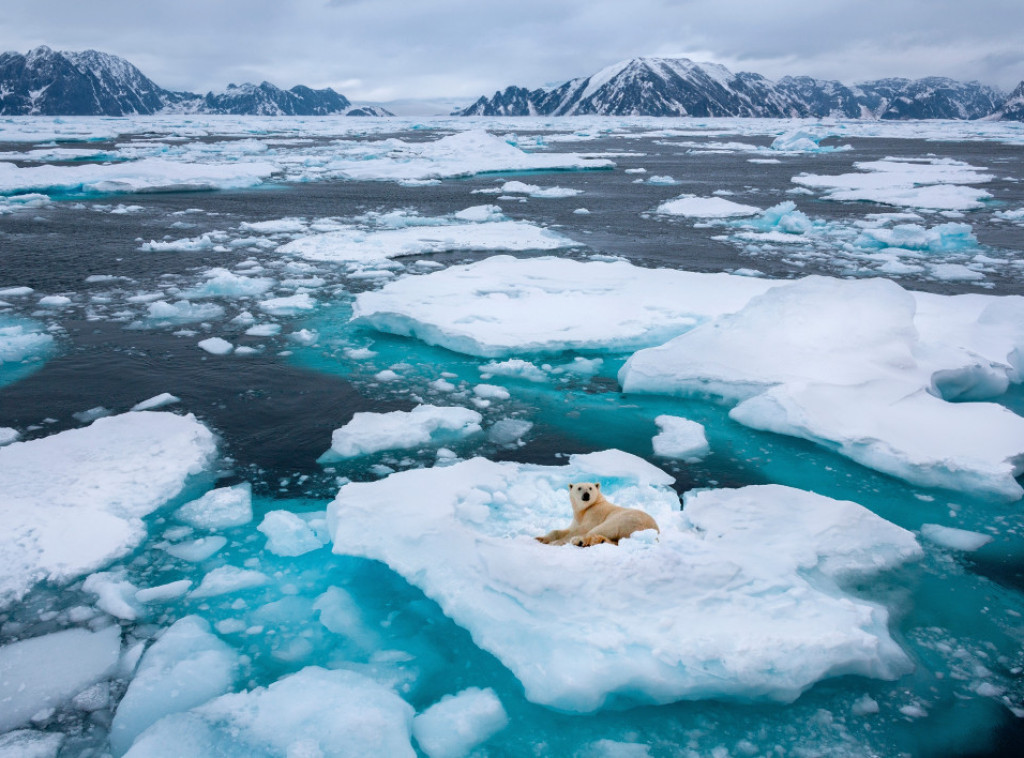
[
  {"xmin": 0, "ymin": 412, "xmax": 216, "ymax": 607},
  {"xmin": 328, "ymin": 450, "xmax": 922, "ymax": 712},
  {"xmin": 620, "ymin": 276, "xmax": 1024, "ymax": 500}
]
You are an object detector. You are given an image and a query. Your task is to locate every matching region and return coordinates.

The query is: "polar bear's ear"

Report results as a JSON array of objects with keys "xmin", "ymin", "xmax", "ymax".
[
  {"xmin": 567, "ymin": 483, "xmax": 573, "ymax": 491},
  {"xmin": 595, "ymin": 482, "xmax": 601, "ymax": 489}
]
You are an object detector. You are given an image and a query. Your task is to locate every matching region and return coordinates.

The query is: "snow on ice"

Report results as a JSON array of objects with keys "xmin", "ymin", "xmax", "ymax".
[
  {"xmin": 0, "ymin": 412, "xmax": 216, "ymax": 608},
  {"xmin": 328, "ymin": 451, "xmax": 921, "ymax": 712},
  {"xmin": 656, "ymin": 194, "xmax": 761, "ymax": 218},
  {"xmin": 321, "ymin": 405, "xmax": 483, "ymax": 460},
  {"xmin": 620, "ymin": 276, "xmax": 1024, "ymax": 500}
]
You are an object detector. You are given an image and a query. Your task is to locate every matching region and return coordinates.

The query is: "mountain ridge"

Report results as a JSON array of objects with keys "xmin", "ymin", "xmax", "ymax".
[
  {"xmin": 0, "ymin": 46, "xmax": 390, "ymax": 117},
  {"xmin": 457, "ymin": 56, "xmax": 1021, "ymax": 121}
]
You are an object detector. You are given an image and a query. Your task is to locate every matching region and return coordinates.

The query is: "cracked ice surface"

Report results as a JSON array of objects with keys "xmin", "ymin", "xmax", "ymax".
[
  {"xmin": 0, "ymin": 412, "xmax": 217, "ymax": 607},
  {"xmin": 328, "ymin": 451, "xmax": 921, "ymax": 712}
]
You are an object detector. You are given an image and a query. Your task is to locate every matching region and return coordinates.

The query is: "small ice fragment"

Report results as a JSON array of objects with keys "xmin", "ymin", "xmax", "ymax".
[
  {"xmin": 175, "ymin": 483, "xmax": 253, "ymax": 530},
  {"xmin": 197, "ymin": 337, "xmax": 233, "ymax": 355},
  {"xmin": 130, "ymin": 393, "xmax": 180, "ymax": 412},
  {"xmin": 190, "ymin": 566, "xmax": 270, "ymax": 598},
  {"xmin": 652, "ymin": 415, "xmax": 710, "ymax": 461},
  {"xmin": 257, "ymin": 511, "xmax": 325, "ymax": 557},
  {"xmin": 135, "ymin": 580, "xmax": 192, "ymax": 604},
  {"xmin": 920, "ymin": 524, "xmax": 994, "ymax": 552},
  {"xmin": 412, "ymin": 687, "xmax": 508, "ymax": 758}
]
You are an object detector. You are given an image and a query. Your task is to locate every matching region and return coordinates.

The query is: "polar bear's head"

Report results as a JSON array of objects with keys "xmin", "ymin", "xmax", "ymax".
[{"xmin": 568, "ymin": 482, "xmax": 603, "ymax": 511}]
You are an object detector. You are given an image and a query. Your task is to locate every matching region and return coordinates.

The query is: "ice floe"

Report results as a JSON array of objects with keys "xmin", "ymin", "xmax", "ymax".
[
  {"xmin": 321, "ymin": 405, "xmax": 483, "ymax": 461},
  {"xmin": 655, "ymin": 194, "xmax": 761, "ymax": 218},
  {"xmin": 651, "ymin": 415, "xmax": 710, "ymax": 461},
  {"xmin": 122, "ymin": 667, "xmax": 415, "ymax": 758},
  {"xmin": 328, "ymin": 451, "xmax": 921, "ymax": 712},
  {"xmin": 0, "ymin": 625, "xmax": 121, "ymax": 732},
  {"xmin": 620, "ymin": 276, "xmax": 1024, "ymax": 500},
  {"xmin": 793, "ymin": 158, "xmax": 994, "ymax": 211},
  {"xmin": 353, "ymin": 255, "xmax": 775, "ymax": 357},
  {"xmin": 412, "ymin": 687, "xmax": 508, "ymax": 758},
  {"xmin": 0, "ymin": 412, "xmax": 216, "ymax": 607}
]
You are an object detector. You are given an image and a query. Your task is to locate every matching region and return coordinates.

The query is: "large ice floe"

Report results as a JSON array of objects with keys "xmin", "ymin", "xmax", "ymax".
[
  {"xmin": 328, "ymin": 451, "xmax": 922, "ymax": 712},
  {"xmin": 620, "ymin": 275, "xmax": 1024, "ymax": 500},
  {"xmin": 792, "ymin": 157, "xmax": 994, "ymax": 211},
  {"xmin": 0, "ymin": 412, "xmax": 216, "ymax": 607},
  {"xmin": 352, "ymin": 255, "xmax": 775, "ymax": 357}
]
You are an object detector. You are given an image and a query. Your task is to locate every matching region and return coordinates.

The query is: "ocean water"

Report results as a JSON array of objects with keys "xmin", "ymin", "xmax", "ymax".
[{"xmin": 0, "ymin": 116, "xmax": 1022, "ymax": 757}]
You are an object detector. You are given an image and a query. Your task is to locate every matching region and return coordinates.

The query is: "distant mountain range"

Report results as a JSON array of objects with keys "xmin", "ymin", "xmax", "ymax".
[
  {"xmin": 457, "ymin": 57, "xmax": 1024, "ymax": 121},
  {"xmin": 0, "ymin": 46, "xmax": 391, "ymax": 116}
]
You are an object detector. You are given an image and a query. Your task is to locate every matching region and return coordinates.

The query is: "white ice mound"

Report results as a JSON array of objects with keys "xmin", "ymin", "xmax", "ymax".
[
  {"xmin": 327, "ymin": 452, "xmax": 921, "ymax": 712},
  {"xmin": 0, "ymin": 412, "xmax": 217, "ymax": 608},
  {"xmin": 321, "ymin": 404, "xmax": 483, "ymax": 460},
  {"xmin": 331, "ymin": 129, "xmax": 613, "ymax": 183},
  {"xmin": 655, "ymin": 194, "xmax": 761, "ymax": 218},
  {"xmin": 0, "ymin": 158, "xmax": 278, "ymax": 197},
  {"xmin": 110, "ymin": 616, "xmax": 238, "ymax": 756},
  {"xmin": 277, "ymin": 220, "xmax": 574, "ymax": 264},
  {"xmin": 620, "ymin": 276, "xmax": 1024, "ymax": 501},
  {"xmin": 0, "ymin": 318, "xmax": 54, "ymax": 366},
  {"xmin": 793, "ymin": 157, "xmax": 993, "ymax": 211},
  {"xmin": 353, "ymin": 255, "xmax": 775, "ymax": 358},
  {"xmin": 123, "ymin": 666, "xmax": 415, "ymax": 758}
]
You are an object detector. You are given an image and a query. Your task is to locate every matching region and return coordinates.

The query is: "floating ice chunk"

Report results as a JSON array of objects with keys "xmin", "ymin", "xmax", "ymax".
[
  {"xmin": 656, "ymin": 194, "xmax": 761, "ymax": 218},
  {"xmin": 163, "ymin": 536, "xmax": 227, "ymax": 562},
  {"xmin": 621, "ymin": 276, "xmax": 1024, "ymax": 500},
  {"xmin": 83, "ymin": 571, "xmax": 142, "ymax": 620},
  {"xmin": 452, "ymin": 204, "xmax": 504, "ymax": 222},
  {"xmin": 0, "ymin": 318, "xmax": 54, "ymax": 366},
  {"xmin": 109, "ymin": 616, "xmax": 238, "ymax": 756},
  {"xmin": 238, "ymin": 217, "xmax": 308, "ymax": 234},
  {"xmin": 328, "ymin": 455, "xmax": 920, "ymax": 712},
  {"xmin": 322, "ymin": 405, "xmax": 483, "ymax": 460},
  {"xmin": 180, "ymin": 268, "xmax": 274, "ymax": 299},
  {"xmin": 647, "ymin": 175, "xmax": 678, "ymax": 185},
  {"xmin": 0, "ymin": 412, "xmax": 216, "ymax": 608},
  {"xmin": 135, "ymin": 579, "xmax": 192, "ymax": 604},
  {"xmin": 794, "ymin": 158, "xmax": 993, "ymax": 211},
  {"xmin": 142, "ymin": 300, "xmax": 225, "ymax": 326},
  {"xmin": 0, "ymin": 729, "xmax": 64, "ymax": 758},
  {"xmin": 588, "ymin": 739, "xmax": 652, "ymax": 757},
  {"xmin": 38, "ymin": 294, "xmax": 71, "ymax": 307},
  {"xmin": 175, "ymin": 483, "xmax": 253, "ymax": 530},
  {"xmin": 190, "ymin": 566, "xmax": 270, "ymax": 598},
  {"xmin": 73, "ymin": 406, "xmax": 112, "ymax": 423},
  {"xmin": 852, "ymin": 694, "xmax": 880, "ymax": 716},
  {"xmin": 0, "ymin": 286, "xmax": 33, "ymax": 297},
  {"xmin": 473, "ymin": 383, "xmax": 510, "ymax": 400},
  {"xmin": 130, "ymin": 393, "xmax": 180, "ymax": 412},
  {"xmin": 741, "ymin": 201, "xmax": 814, "ymax": 234},
  {"xmin": 484, "ymin": 180, "xmax": 582, "ymax": 198},
  {"xmin": 244, "ymin": 323, "xmax": 280, "ymax": 336},
  {"xmin": 920, "ymin": 524, "xmax": 994, "ymax": 552},
  {"xmin": 855, "ymin": 222, "xmax": 977, "ymax": 253},
  {"xmin": 0, "ymin": 158, "xmax": 278, "ymax": 198},
  {"xmin": 412, "ymin": 687, "xmax": 508, "ymax": 758},
  {"xmin": 927, "ymin": 263, "xmax": 985, "ymax": 282},
  {"xmin": 770, "ymin": 129, "xmax": 850, "ymax": 153},
  {"xmin": 258, "ymin": 292, "xmax": 317, "ymax": 316},
  {"xmin": 652, "ymin": 415, "xmax": 710, "ymax": 461},
  {"xmin": 289, "ymin": 328, "xmax": 319, "ymax": 346},
  {"xmin": 0, "ymin": 625, "xmax": 121, "ymax": 732},
  {"xmin": 197, "ymin": 337, "xmax": 233, "ymax": 355},
  {"xmin": 139, "ymin": 233, "xmax": 222, "ymax": 253},
  {"xmin": 123, "ymin": 666, "xmax": 415, "ymax": 758},
  {"xmin": 479, "ymin": 358, "xmax": 549, "ymax": 383},
  {"xmin": 278, "ymin": 220, "xmax": 574, "ymax": 264},
  {"xmin": 331, "ymin": 129, "xmax": 612, "ymax": 183},
  {"xmin": 0, "ymin": 427, "xmax": 19, "ymax": 446},
  {"xmin": 353, "ymin": 256, "xmax": 775, "ymax": 358},
  {"xmin": 257, "ymin": 511, "xmax": 326, "ymax": 557},
  {"xmin": 487, "ymin": 418, "xmax": 533, "ymax": 446}
]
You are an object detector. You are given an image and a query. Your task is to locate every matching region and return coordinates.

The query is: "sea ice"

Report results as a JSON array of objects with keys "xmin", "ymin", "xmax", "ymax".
[
  {"xmin": 0, "ymin": 318, "xmax": 54, "ymax": 367},
  {"xmin": 109, "ymin": 616, "xmax": 239, "ymax": 756},
  {"xmin": 123, "ymin": 667, "xmax": 415, "ymax": 758},
  {"xmin": 258, "ymin": 292, "xmax": 317, "ymax": 316},
  {"xmin": 651, "ymin": 415, "xmax": 710, "ymax": 461},
  {"xmin": 277, "ymin": 219, "xmax": 575, "ymax": 264},
  {"xmin": 130, "ymin": 393, "xmax": 180, "ymax": 412},
  {"xmin": 770, "ymin": 128, "xmax": 850, "ymax": 153},
  {"xmin": 353, "ymin": 255, "xmax": 775, "ymax": 357},
  {"xmin": 0, "ymin": 412, "xmax": 216, "ymax": 608},
  {"xmin": 620, "ymin": 276, "xmax": 1024, "ymax": 500},
  {"xmin": 0, "ymin": 730, "xmax": 64, "ymax": 758},
  {"xmin": 477, "ymin": 180, "xmax": 582, "ymax": 198},
  {"xmin": 412, "ymin": 687, "xmax": 509, "ymax": 758},
  {"xmin": 0, "ymin": 625, "xmax": 121, "ymax": 732},
  {"xmin": 919, "ymin": 523, "xmax": 994, "ymax": 552},
  {"xmin": 257, "ymin": 511, "xmax": 327, "ymax": 557},
  {"xmin": 180, "ymin": 268, "xmax": 274, "ymax": 299},
  {"xmin": 0, "ymin": 158, "xmax": 278, "ymax": 198},
  {"xmin": 321, "ymin": 405, "xmax": 483, "ymax": 460},
  {"xmin": 197, "ymin": 337, "xmax": 233, "ymax": 355},
  {"xmin": 141, "ymin": 300, "xmax": 225, "ymax": 326},
  {"xmin": 656, "ymin": 194, "xmax": 761, "ymax": 218},
  {"xmin": 328, "ymin": 129, "xmax": 613, "ymax": 183},
  {"xmin": 793, "ymin": 158, "xmax": 993, "ymax": 211},
  {"xmin": 190, "ymin": 566, "xmax": 270, "ymax": 598},
  {"xmin": 0, "ymin": 427, "xmax": 20, "ymax": 446},
  {"xmin": 174, "ymin": 483, "xmax": 253, "ymax": 530},
  {"xmin": 328, "ymin": 452, "xmax": 921, "ymax": 711}
]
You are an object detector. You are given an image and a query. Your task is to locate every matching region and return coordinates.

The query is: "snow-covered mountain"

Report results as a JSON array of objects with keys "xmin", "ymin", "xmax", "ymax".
[
  {"xmin": 0, "ymin": 47, "xmax": 390, "ymax": 116},
  {"xmin": 457, "ymin": 57, "xmax": 1013, "ymax": 120},
  {"xmin": 992, "ymin": 81, "xmax": 1024, "ymax": 121}
]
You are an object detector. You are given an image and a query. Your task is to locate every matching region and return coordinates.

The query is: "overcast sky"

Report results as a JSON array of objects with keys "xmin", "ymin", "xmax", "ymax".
[{"xmin": 2, "ymin": 0, "xmax": 1022, "ymax": 104}]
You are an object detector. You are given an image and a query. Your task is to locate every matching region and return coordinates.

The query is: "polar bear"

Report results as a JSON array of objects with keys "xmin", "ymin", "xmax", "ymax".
[{"xmin": 536, "ymin": 482, "xmax": 660, "ymax": 547}]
